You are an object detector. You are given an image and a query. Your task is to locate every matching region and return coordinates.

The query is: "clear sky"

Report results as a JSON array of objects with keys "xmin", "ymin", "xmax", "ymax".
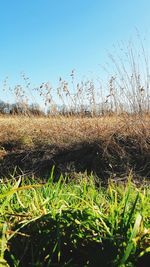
[{"xmin": 0, "ymin": 0, "xmax": 150, "ymax": 103}]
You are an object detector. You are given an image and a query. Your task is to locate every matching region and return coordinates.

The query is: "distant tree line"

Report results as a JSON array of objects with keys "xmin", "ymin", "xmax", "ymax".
[
  {"xmin": 0, "ymin": 99, "xmax": 129, "ymax": 117},
  {"xmin": 1, "ymin": 98, "xmax": 148, "ymax": 117}
]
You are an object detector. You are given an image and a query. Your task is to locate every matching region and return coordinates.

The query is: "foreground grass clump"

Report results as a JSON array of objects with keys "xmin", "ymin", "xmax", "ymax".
[{"xmin": 0, "ymin": 174, "xmax": 150, "ymax": 267}]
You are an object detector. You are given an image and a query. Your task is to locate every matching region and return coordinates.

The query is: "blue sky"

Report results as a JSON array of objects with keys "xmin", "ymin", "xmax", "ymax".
[{"xmin": 0, "ymin": 0, "xmax": 150, "ymax": 103}]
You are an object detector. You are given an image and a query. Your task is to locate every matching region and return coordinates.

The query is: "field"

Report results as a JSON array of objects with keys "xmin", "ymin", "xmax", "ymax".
[
  {"xmin": 0, "ymin": 114, "xmax": 150, "ymax": 267},
  {"xmin": 0, "ymin": 42, "xmax": 150, "ymax": 266}
]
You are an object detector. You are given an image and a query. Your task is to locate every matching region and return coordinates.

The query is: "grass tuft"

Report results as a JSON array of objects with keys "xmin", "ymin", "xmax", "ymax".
[{"xmin": 0, "ymin": 174, "xmax": 149, "ymax": 266}]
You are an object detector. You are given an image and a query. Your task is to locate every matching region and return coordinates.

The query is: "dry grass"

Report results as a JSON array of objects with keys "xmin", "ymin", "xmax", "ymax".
[
  {"xmin": 0, "ymin": 114, "xmax": 150, "ymax": 149},
  {"xmin": 0, "ymin": 113, "xmax": 149, "ymax": 180}
]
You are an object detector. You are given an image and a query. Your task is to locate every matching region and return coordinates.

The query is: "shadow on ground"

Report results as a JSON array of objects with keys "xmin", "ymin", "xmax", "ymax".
[
  {"xmin": 5, "ymin": 212, "xmax": 150, "ymax": 267},
  {"xmin": 0, "ymin": 136, "xmax": 150, "ymax": 181}
]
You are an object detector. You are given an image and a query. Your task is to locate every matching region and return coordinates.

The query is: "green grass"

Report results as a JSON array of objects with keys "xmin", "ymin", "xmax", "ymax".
[{"xmin": 0, "ymin": 172, "xmax": 150, "ymax": 267}]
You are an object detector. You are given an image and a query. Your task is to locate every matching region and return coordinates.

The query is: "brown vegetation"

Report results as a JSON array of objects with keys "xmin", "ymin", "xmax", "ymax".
[{"xmin": 0, "ymin": 114, "xmax": 150, "ymax": 181}]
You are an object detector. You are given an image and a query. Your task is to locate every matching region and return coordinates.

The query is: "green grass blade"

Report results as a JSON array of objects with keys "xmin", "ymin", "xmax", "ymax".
[{"xmin": 120, "ymin": 213, "xmax": 142, "ymax": 265}]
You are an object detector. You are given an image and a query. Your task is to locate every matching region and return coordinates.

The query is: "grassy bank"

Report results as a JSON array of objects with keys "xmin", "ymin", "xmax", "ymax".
[
  {"xmin": 0, "ymin": 173, "xmax": 150, "ymax": 266},
  {"xmin": 0, "ymin": 114, "xmax": 150, "ymax": 181}
]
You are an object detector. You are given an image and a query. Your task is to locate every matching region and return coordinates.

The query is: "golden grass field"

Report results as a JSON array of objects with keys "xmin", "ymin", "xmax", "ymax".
[{"xmin": 0, "ymin": 114, "xmax": 150, "ymax": 148}]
